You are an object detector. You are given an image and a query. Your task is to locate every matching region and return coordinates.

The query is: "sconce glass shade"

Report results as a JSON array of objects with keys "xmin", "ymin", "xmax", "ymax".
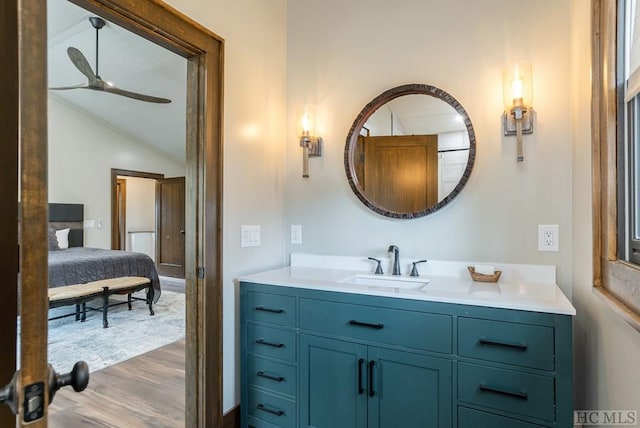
[{"xmin": 502, "ymin": 63, "xmax": 533, "ymax": 109}]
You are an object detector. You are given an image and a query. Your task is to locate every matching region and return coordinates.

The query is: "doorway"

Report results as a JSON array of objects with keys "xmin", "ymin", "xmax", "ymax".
[{"xmin": 2, "ymin": 1, "xmax": 224, "ymax": 426}]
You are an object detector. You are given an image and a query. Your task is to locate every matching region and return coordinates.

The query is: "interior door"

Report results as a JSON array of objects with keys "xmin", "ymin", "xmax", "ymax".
[
  {"xmin": 0, "ymin": 2, "xmax": 89, "ymax": 426},
  {"xmin": 156, "ymin": 177, "xmax": 186, "ymax": 278},
  {"xmin": 0, "ymin": 0, "xmax": 19, "ymax": 425},
  {"xmin": 363, "ymin": 135, "xmax": 438, "ymax": 212}
]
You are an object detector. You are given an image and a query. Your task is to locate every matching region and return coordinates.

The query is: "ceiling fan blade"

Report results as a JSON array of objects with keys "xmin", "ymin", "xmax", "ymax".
[
  {"xmin": 102, "ymin": 85, "xmax": 172, "ymax": 104},
  {"xmin": 67, "ymin": 47, "xmax": 97, "ymax": 84},
  {"xmin": 48, "ymin": 84, "xmax": 89, "ymax": 90}
]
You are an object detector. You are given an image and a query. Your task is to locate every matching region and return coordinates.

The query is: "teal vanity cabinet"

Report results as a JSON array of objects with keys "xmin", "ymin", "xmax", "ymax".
[{"xmin": 240, "ymin": 282, "xmax": 573, "ymax": 428}]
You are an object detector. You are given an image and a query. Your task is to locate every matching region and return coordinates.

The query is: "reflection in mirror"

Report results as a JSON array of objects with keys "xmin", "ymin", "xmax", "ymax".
[{"xmin": 345, "ymin": 84, "xmax": 475, "ymax": 219}]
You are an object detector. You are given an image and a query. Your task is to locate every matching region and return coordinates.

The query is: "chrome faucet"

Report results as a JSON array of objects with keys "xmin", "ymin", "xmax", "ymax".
[{"xmin": 388, "ymin": 245, "xmax": 400, "ymax": 275}]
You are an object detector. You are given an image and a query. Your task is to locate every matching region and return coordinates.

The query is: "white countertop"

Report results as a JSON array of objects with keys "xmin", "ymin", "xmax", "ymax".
[{"xmin": 238, "ymin": 254, "xmax": 576, "ymax": 316}]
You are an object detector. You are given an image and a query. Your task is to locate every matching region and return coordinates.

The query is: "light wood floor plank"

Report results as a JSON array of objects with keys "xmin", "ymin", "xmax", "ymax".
[{"xmin": 48, "ymin": 340, "xmax": 185, "ymax": 427}]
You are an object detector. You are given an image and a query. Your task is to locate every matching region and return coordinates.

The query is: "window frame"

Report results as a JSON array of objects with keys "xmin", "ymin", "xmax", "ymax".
[{"xmin": 593, "ymin": 0, "xmax": 640, "ymax": 332}]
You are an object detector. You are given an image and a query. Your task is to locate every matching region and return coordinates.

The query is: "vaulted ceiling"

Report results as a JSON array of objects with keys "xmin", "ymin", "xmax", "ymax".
[{"xmin": 47, "ymin": 0, "xmax": 187, "ymax": 164}]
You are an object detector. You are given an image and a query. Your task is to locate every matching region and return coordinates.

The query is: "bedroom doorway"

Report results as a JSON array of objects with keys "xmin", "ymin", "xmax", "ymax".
[{"xmin": 2, "ymin": 1, "xmax": 224, "ymax": 427}]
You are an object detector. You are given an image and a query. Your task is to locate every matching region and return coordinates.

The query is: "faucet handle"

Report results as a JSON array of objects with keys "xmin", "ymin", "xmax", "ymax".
[
  {"xmin": 368, "ymin": 257, "xmax": 384, "ymax": 275},
  {"xmin": 410, "ymin": 260, "xmax": 427, "ymax": 277}
]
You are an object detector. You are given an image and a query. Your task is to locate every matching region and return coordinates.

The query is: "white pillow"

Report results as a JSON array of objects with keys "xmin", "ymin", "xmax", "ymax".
[{"xmin": 55, "ymin": 228, "xmax": 70, "ymax": 249}]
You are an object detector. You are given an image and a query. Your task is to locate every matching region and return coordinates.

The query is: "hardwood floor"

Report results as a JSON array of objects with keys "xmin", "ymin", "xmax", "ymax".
[{"xmin": 49, "ymin": 340, "xmax": 185, "ymax": 427}]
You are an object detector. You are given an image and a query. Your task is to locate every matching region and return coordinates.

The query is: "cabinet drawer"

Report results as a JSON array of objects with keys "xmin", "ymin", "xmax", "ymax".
[
  {"xmin": 248, "ymin": 388, "xmax": 296, "ymax": 428},
  {"xmin": 458, "ymin": 362, "xmax": 555, "ymax": 422},
  {"xmin": 247, "ymin": 356, "xmax": 297, "ymax": 397},
  {"xmin": 458, "ymin": 317, "xmax": 554, "ymax": 370},
  {"xmin": 300, "ymin": 298, "xmax": 451, "ymax": 353},
  {"xmin": 247, "ymin": 291, "xmax": 296, "ymax": 327},
  {"xmin": 458, "ymin": 407, "xmax": 545, "ymax": 428},
  {"xmin": 247, "ymin": 324, "xmax": 296, "ymax": 362}
]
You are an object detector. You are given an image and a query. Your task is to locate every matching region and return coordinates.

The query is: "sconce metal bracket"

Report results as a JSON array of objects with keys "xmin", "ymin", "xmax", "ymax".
[
  {"xmin": 300, "ymin": 136, "xmax": 323, "ymax": 157},
  {"xmin": 503, "ymin": 108, "xmax": 534, "ymax": 136}
]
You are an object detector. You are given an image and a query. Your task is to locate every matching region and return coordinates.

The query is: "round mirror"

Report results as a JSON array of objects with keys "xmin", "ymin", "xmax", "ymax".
[{"xmin": 344, "ymin": 84, "xmax": 476, "ymax": 219}]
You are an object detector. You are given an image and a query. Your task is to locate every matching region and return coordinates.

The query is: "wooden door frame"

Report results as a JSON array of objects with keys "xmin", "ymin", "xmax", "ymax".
[
  {"xmin": 115, "ymin": 178, "xmax": 126, "ymax": 249},
  {"xmin": 110, "ymin": 168, "xmax": 165, "ymax": 250},
  {"xmin": 14, "ymin": 1, "xmax": 224, "ymax": 426}
]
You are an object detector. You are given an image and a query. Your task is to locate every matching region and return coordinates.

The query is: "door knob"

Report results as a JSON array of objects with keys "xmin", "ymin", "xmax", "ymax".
[
  {"xmin": 48, "ymin": 361, "xmax": 89, "ymax": 403},
  {"xmin": 180, "ymin": 230, "xmax": 185, "ymax": 234},
  {"xmin": 0, "ymin": 361, "xmax": 89, "ymax": 419},
  {"xmin": 0, "ymin": 372, "xmax": 18, "ymax": 415}
]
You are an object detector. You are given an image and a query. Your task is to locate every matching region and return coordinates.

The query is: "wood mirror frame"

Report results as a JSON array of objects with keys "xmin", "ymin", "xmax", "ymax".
[{"xmin": 344, "ymin": 84, "xmax": 476, "ymax": 219}]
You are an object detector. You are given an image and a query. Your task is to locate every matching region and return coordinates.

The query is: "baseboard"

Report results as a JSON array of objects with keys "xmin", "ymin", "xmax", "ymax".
[{"xmin": 223, "ymin": 406, "xmax": 240, "ymax": 428}]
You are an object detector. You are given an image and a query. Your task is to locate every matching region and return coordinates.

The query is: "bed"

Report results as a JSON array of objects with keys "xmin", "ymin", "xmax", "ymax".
[{"xmin": 48, "ymin": 203, "xmax": 161, "ymax": 303}]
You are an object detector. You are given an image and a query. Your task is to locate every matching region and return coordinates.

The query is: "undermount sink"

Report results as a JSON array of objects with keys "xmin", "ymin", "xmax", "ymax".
[{"xmin": 339, "ymin": 274, "xmax": 430, "ymax": 290}]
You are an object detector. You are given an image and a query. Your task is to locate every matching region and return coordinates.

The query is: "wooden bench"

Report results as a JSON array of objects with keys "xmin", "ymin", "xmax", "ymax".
[{"xmin": 48, "ymin": 276, "xmax": 154, "ymax": 328}]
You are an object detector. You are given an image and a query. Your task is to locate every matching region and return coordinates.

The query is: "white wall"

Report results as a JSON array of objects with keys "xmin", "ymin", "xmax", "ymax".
[
  {"xmin": 162, "ymin": 0, "xmax": 288, "ymax": 412},
  {"xmin": 286, "ymin": 0, "xmax": 574, "ymax": 299},
  {"xmin": 48, "ymin": 96, "xmax": 185, "ymax": 249},
  {"xmin": 570, "ymin": 0, "xmax": 640, "ymax": 412}
]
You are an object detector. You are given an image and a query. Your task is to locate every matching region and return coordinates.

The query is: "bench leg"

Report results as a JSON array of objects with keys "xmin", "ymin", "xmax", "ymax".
[
  {"xmin": 75, "ymin": 303, "xmax": 80, "ymax": 321},
  {"xmin": 148, "ymin": 286, "xmax": 155, "ymax": 316},
  {"xmin": 81, "ymin": 302, "xmax": 87, "ymax": 322},
  {"xmin": 127, "ymin": 294, "xmax": 132, "ymax": 310},
  {"xmin": 102, "ymin": 286, "xmax": 109, "ymax": 328}
]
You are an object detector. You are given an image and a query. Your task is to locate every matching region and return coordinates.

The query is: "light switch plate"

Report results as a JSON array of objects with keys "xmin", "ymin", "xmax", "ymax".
[{"xmin": 241, "ymin": 225, "xmax": 261, "ymax": 247}]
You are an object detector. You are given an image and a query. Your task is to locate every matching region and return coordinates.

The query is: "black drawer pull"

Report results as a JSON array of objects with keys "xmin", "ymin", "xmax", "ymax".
[
  {"xmin": 256, "ymin": 338, "xmax": 284, "ymax": 348},
  {"xmin": 256, "ymin": 371, "xmax": 285, "ymax": 382},
  {"xmin": 479, "ymin": 337, "xmax": 528, "ymax": 351},
  {"xmin": 479, "ymin": 384, "xmax": 528, "ymax": 400},
  {"xmin": 349, "ymin": 320, "xmax": 384, "ymax": 329},
  {"xmin": 368, "ymin": 360, "xmax": 375, "ymax": 397},
  {"xmin": 257, "ymin": 403, "xmax": 285, "ymax": 416},
  {"xmin": 357, "ymin": 358, "xmax": 364, "ymax": 394},
  {"xmin": 256, "ymin": 306, "xmax": 284, "ymax": 314}
]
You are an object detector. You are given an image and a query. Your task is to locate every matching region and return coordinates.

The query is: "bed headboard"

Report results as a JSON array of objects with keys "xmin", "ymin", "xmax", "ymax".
[{"xmin": 49, "ymin": 203, "xmax": 84, "ymax": 247}]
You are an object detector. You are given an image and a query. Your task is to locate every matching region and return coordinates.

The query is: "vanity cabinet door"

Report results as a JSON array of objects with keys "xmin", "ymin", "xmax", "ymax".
[
  {"xmin": 300, "ymin": 335, "xmax": 368, "ymax": 428},
  {"xmin": 299, "ymin": 335, "xmax": 452, "ymax": 428},
  {"xmin": 367, "ymin": 347, "xmax": 452, "ymax": 428}
]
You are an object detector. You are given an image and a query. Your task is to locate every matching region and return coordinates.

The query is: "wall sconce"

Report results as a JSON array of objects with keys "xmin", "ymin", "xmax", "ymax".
[
  {"xmin": 502, "ymin": 63, "xmax": 534, "ymax": 162},
  {"xmin": 299, "ymin": 113, "xmax": 323, "ymax": 178}
]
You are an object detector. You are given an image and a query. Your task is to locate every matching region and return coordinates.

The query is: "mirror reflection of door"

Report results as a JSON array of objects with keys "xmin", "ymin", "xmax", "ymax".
[{"xmin": 357, "ymin": 135, "xmax": 438, "ymax": 213}]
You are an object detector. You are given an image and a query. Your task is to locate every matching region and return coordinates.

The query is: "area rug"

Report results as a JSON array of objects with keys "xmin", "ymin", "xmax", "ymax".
[{"xmin": 24, "ymin": 290, "xmax": 185, "ymax": 373}]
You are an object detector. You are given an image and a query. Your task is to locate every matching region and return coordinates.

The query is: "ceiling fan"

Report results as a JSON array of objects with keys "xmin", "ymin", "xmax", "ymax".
[{"xmin": 50, "ymin": 16, "xmax": 171, "ymax": 104}]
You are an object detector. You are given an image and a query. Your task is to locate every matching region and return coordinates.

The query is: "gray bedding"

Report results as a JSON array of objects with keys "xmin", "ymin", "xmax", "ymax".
[{"xmin": 48, "ymin": 247, "xmax": 161, "ymax": 302}]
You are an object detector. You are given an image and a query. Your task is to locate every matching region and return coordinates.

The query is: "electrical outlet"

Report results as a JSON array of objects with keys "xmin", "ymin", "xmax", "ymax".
[
  {"xmin": 291, "ymin": 225, "xmax": 302, "ymax": 245},
  {"xmin": 538, "ymin": 224, "xmax": 559, "ymax": 252}
]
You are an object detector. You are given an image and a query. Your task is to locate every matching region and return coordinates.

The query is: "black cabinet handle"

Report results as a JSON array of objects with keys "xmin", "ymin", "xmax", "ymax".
[
  {"xmin": 357, "ymin": 358, "xmax": 364, "ymax": 394},
  {"xmin": 256, "ymin": 371, "xmax": 285, "ymax": 382},
  {"xmin": 368, "ymin": 360, "xmax": 375, "ymax": 397},
  {"xmin": 349, "ymin": 320, "xmax": 384, "ymax": 329},
  {"xmin": 256, "ymin": 306, "xmax": 284, "ymax": 314},
  {"xmin": 256, "ymin": 338, "xmax": 284, "ymax": 348},
  {"xmin": 479, "ymin": 337, "xmax": 528, "ymax": 351},
  {"xmin": 257, "ymin": 403, "xmax": 285, "ymax": 416},
  {"xmin": 479, "ymin": 384, "xmax": 528, "ymax": 400}
]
